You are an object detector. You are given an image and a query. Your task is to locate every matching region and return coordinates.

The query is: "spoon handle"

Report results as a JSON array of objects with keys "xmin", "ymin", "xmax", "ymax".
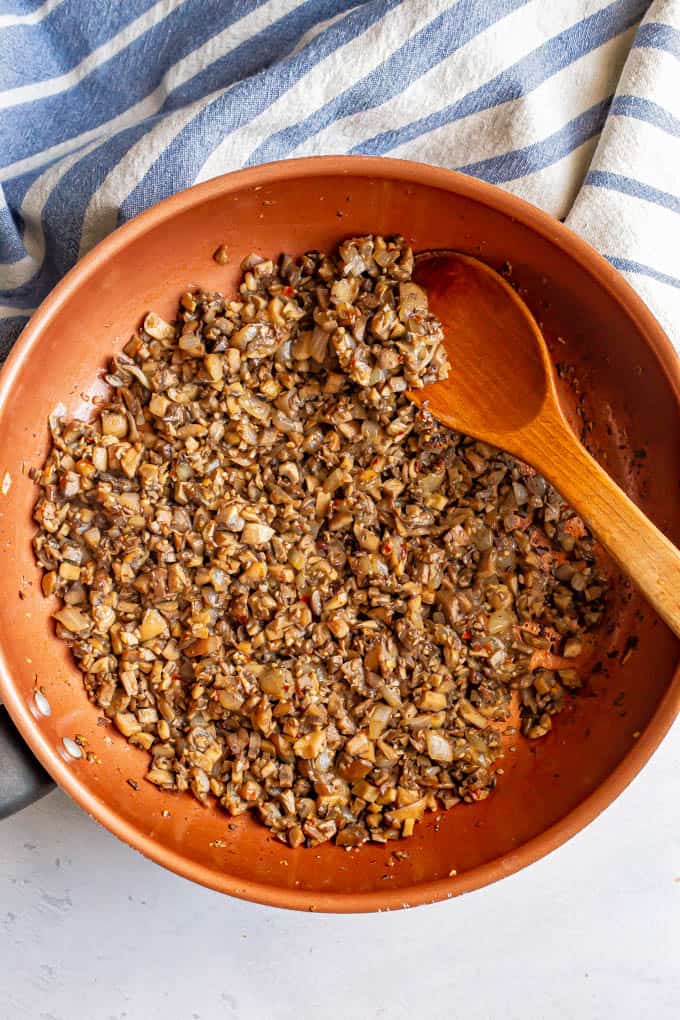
[{"xmin": 526, "ymin": 416, "xmax": 680, "ymax": 638}]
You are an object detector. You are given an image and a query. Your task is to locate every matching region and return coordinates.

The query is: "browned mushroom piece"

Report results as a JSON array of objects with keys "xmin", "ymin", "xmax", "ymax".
[{"xmin": 31, "ymin": 235, "xmax": 608, "ymax": 848}]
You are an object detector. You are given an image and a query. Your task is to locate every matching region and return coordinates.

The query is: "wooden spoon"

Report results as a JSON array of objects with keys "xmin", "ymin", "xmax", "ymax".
[{"xmin": 412, "ymin": 251, "xmax": 680, "ymax": 637}]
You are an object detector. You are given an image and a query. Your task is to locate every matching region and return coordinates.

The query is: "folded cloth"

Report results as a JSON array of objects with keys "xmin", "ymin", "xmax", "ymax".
[{"xmin": 0, "ymin": 0, "xmax": 678, "ymax": 355}]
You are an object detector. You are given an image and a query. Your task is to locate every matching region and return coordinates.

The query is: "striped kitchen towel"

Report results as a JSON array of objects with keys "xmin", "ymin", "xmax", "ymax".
[{"xmin": 0, "ymin": 0, "xmax": 678, "ymax": 356}]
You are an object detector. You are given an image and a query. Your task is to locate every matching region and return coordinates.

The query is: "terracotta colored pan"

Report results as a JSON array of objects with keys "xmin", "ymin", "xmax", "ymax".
[{"xmin": 0, "ymin": 157, "xmax": 678, "ymax": 912}]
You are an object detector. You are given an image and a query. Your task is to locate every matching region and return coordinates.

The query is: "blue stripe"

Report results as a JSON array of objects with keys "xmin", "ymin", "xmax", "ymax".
[
  {"xmin": 0, "ymin": 198, "xmax": 25, "ymax": 262},
  {"xmin": 633, "ymin": 21, "xmax": 680, "ymax": 58},
  {"xmin": 0, "ymin": 0, "xmax": 268, "ymax": 168},
  {"xmin": 120, "ymin": 0, "xmax": 400, "ymax": 225},
  {"xmin": 0, "ymin": 289, "xmax": 37, "ymax": 309},
  {"xmin": 585, "ymin": 170, "xmax": 680, "ymax": 215},
  {"xmin": 0, "ymin": 0, "xmax": 385, "ymax": 304},
  {"xmin": 0, "ymin": 0, "xmax": 161, "ymax": 91},
  {"xmin": 607, "ymin": 256, "xmax": 680, "ymax": 289},
  {"xmin": 1, "ymin": 0, "xmax": 362, "ymax": 176},
  {"xmin": 0, "ymin": 118, "xmax": 156, "ymax": 302},
  {"xmin": 458, "ymin": 98, "xmax": 611, "ymax": 183},
  {"xmin": 162, "ymin": 0, "xmax": 360, "ymax": 113},
  {"xmin": 0, "ymin": 150, "xmax": 94, "ymax": 266},
  {"xmin": 0, "ymin": 176, "xmax": 36, "ymax": 234},
  {"xmin": 351, "ymin": 0, "xmax": 648, "ymax": 156},
  {"xmin": 1, "ymin": 0, "xmax": 53, "ymax": 13},
  {"xmin": 0, "ymin": 316, "xmax": 27, "ymax": 360},
  {"xmin": 245, "ymin": 0, "xmax": 528, "ymax": 167},
  {"xmin": 610, "ymin": 94, "xmax": 680, "ymax": 136}
]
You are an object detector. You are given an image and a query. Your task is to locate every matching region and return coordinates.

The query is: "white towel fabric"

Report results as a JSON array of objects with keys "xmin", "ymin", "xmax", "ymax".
[
  {"xmin": 0, "ymin": 0, "xmax": 678, "ymax": 353},
  {"xmin": 567, "ymin": 0, "xmax": 680, "ymax": 344}
]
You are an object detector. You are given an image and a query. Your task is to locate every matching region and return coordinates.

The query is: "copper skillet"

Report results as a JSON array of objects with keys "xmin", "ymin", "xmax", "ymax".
[{"xmin": 0, "ymin": 157, "xmax": 678, "ymax": 913}]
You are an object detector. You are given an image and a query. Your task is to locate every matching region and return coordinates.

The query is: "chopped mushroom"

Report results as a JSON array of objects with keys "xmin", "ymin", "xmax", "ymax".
[
  {"xmin": 31, "ymin": 234, "xmax": 608, "ymax": 848},
  {"xmin": 241, "ymin": 523, "xmax": 275, "ymax": 546}
]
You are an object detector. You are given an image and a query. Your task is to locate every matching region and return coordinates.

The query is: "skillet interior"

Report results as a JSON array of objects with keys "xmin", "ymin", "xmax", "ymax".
[{"xmin": 0, "ymin": 159, "xmax": 677, "ymax": 911}]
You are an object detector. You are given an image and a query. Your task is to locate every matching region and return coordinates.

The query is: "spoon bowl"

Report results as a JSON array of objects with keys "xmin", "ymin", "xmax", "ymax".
[{"xmin": 413, "ymin": 251, "xmax": 551, "ymax": 441}]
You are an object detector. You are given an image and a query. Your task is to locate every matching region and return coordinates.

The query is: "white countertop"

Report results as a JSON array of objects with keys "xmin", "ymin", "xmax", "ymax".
[{"xmin": 2, "ymin": 718, "xmax": 679, "ymax": 1020}]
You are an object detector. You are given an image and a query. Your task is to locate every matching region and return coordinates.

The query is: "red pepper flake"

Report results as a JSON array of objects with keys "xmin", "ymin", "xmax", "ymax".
[
  {"xmin": 462, "ymin": 630, "xmax": 472, "ymax": 640},
  {"xmin": 382, "ymin": 543, "xmax": 392, "ymax": 555},
  {"xmin": 300, "ymin": 594, "xmax": 310, "ymax": 604},
  {"xmin": 172, "ymin": 674, "xmax": 181, "ymax": 681},
  {"xmin": 284, "ymin": 285, "xmax": 294, "ymax": 296}
]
